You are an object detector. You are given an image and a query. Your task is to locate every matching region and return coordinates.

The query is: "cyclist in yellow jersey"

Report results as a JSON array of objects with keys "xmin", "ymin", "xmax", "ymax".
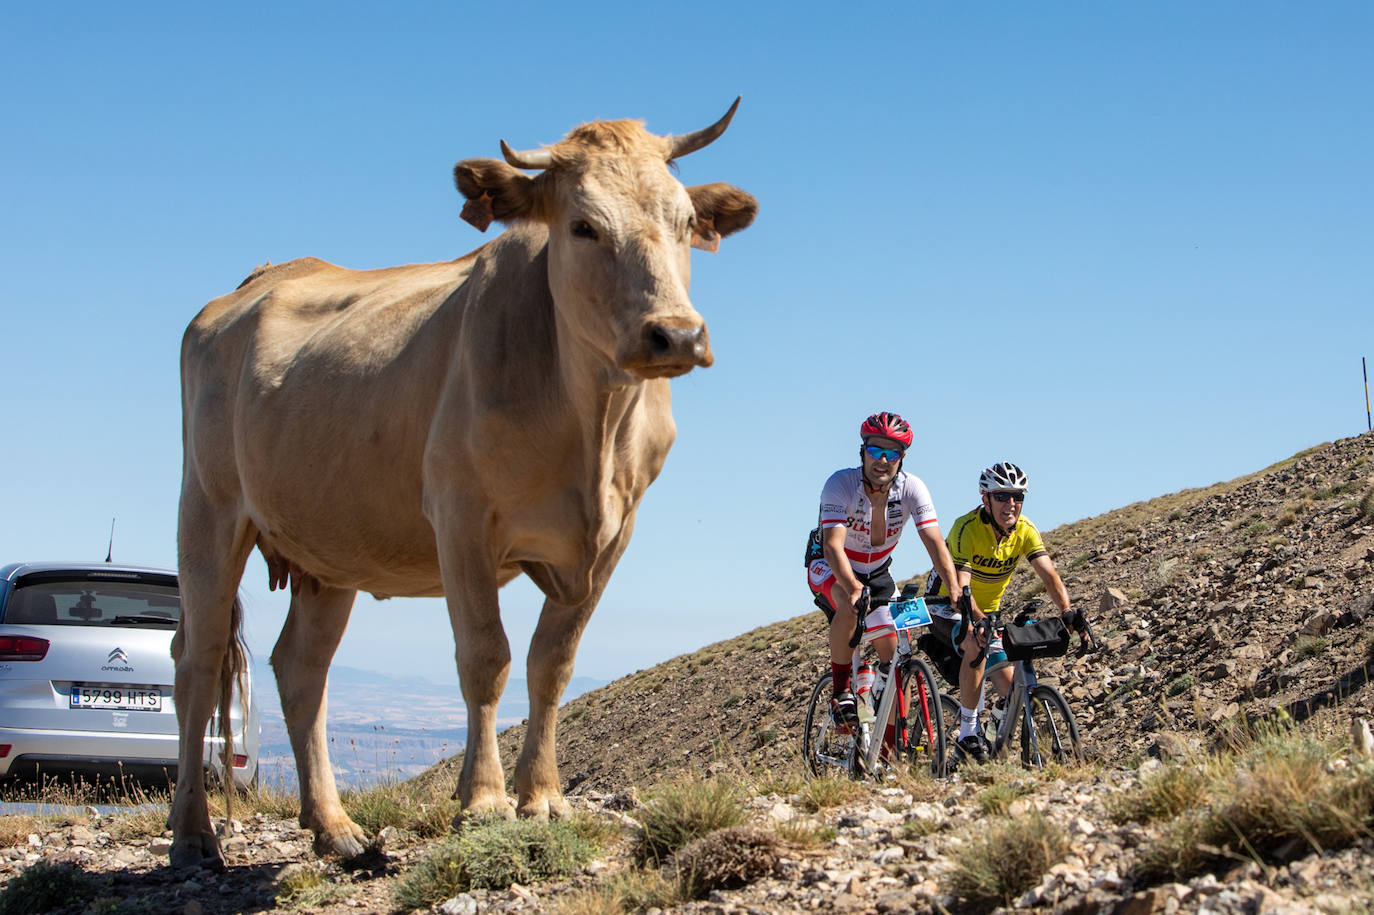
[{"xmin": 924, "ymin": 461, "xmax": 1073, "ymax": 764}]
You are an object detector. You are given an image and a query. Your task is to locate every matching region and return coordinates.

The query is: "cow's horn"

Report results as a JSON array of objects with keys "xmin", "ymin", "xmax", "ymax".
[
  {"xmin": 500, "ymin": 140, "xmax": 554, "ymax": 171},
  {"xmin": 668, "ymin": 96, "xmax": 741, "ymax": 160}
]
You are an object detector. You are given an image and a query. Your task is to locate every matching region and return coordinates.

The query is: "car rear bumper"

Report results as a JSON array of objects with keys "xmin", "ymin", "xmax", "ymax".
[{"xmin": 0, "ymin": 726, "xmax": 256, "ymax": 788}]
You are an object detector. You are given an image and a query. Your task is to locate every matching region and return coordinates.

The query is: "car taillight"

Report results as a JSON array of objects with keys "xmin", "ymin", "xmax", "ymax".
[
  {"xmin": 0, "ymin": 636, "xmax": 48, "ymax": 661},
  {"xmin": 0, "ymin": 745, "xmax": 11, "ymax": 758},
  {"xmin": 232, "ymin": 754, "xmax": 249, "ymax": 769}
]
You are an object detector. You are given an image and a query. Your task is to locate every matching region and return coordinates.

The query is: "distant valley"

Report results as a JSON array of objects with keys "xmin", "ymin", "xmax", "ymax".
[{"xmin": 252, "ymin": 665, "xmax": 606, "ymax": 788}]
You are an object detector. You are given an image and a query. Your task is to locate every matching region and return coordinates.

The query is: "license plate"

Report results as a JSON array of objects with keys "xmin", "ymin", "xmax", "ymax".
[{"xmin": 69, "ymin": 685, "xmax": 163, "ymax": 711}]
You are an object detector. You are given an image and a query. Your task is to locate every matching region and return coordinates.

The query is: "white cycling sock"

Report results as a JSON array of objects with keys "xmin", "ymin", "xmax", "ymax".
[{"xmin": 959, "ymin": 705, "xmax": 979, "ymax": 740}]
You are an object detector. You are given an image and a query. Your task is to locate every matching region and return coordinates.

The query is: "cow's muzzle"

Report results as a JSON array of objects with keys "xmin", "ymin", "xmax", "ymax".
[{"xmin": 621, "ymin": 318, "xmax": 714, "ymax": 378}]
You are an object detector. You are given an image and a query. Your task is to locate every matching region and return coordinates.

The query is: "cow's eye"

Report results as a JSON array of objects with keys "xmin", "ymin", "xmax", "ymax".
[{"xmin": 570, "ymin": 220, "xmax": 599, "ymax": 241}]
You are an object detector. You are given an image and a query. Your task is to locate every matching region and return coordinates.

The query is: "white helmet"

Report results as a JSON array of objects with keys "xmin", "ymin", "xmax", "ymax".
[{"xmin": 979, "ymin": 461, "xmax": 1029, "ymax": 494}]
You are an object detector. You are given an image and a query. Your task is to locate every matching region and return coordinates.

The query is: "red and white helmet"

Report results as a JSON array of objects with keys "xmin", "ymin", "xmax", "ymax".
[
  {"xmin": 859, "ymin": 412, "xmax": 913, "ymax": 448},
  {"xmin": 979, "ymin": 461, "xmax": 1029, "ymax": 494}
]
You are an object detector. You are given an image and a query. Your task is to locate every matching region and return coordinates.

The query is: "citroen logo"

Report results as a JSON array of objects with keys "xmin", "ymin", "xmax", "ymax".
[{"xmin": 107, "ymin": 648, "xmax": 128, "ymax": 664}]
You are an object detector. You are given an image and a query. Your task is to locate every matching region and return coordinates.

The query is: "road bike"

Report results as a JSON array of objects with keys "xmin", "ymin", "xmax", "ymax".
[
  {"xmin": 932, "ymin": 599, "xmax": 1096, "ymax": 769},
  {"xmin": 803, "ymin": 596, "xmax": 947, "ymax": 780}
]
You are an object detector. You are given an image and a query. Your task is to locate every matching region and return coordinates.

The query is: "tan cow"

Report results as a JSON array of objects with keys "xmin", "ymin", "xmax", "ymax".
[{"xmin": 169, "ymin": 101, "xmax": 756, "ymax": 868}]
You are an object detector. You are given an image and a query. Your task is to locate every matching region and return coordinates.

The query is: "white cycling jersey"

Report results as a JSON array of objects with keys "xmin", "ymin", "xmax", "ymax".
[{"xmin": 819, "ymin": 468, "xmax": 940, "ymax": 574}]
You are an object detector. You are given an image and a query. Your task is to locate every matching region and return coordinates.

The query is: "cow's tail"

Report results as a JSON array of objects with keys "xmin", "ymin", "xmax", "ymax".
[{"xmin": 217, "ymin": 596, "xmax": 250, "ymax": 833}]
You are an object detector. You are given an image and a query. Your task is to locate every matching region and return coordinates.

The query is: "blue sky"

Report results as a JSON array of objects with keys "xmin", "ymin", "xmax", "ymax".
[{"xmin": 3, "ymin": 3, "xmax": 1370, "ymax": 686}]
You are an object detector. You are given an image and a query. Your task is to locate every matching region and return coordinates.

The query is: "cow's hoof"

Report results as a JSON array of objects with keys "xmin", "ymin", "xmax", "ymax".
[
  {"xmin": 517, "ymin": 794, "xmax": 571, "ymax": 821},
  {"xmin": 169, "ymin": 833, "xmax": 226, "ymax": 872},
  {"xmin": 313, "ymin": 825, "xmax": 367, "ymax": 859}
]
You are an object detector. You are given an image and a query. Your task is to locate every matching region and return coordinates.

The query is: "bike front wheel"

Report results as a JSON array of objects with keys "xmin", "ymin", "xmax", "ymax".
[
  {"xmin": 897, "ymin": 657, "xmax": 947, "ymax": 777},
  {"xmin": 802, "ymin": 672, "xmax": 858, "ymax": 779},
  {"xmin": 1016, "ymin": 684, "xmax": 1083, "ymax": 766}
]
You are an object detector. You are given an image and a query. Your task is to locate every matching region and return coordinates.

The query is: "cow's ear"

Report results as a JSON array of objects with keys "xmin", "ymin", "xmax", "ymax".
[
  {"xmin": 454, "ymin": 158, "xmax": 539, "ymax": 232},
  {"xmin": 687, "ymin": 183, "xmax": 758, "ymax": 252}
]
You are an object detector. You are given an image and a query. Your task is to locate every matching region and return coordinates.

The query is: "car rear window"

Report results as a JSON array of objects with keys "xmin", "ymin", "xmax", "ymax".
[{"xmin": 2, "ymin": 581, "xmax": 181, "ymax": 627}]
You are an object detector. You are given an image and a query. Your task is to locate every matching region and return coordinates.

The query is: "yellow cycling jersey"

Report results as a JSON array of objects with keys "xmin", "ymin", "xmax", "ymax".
[{"xmin": 928, "ymin": 507, "xmax": 1047, "ymax": 613}]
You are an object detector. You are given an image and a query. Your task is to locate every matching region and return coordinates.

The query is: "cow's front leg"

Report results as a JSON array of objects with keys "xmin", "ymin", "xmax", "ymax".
[
  {"xmin": 515, "ymin": 532, "xmax": 631, "ymax": 819},
  {"xmin": 438, "ymin": 548, "xmax": 513, "ymax": 822},
  {"xmin": 514, "ymin": 595, "xmax": 598, "ymax": 819},
  {"xmin": 271, "ymin": 583, "xmax": 366, "ymax": 857}
]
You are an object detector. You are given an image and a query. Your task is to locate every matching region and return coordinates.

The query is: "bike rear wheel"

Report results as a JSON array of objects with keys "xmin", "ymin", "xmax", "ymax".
[
  {"xmin": 897, "ymin": 658, "xmax": 947, "ymax": 777},
  {"xmin": 1017, "ymin": 684, "xmax": 1082, "ymax": 766},
  {"xmin": 802, "ymin": 672, "xmax": 858, "ymax": 779}
]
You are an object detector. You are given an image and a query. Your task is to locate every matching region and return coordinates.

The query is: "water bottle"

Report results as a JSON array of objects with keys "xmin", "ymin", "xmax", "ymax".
[
  {"xmin": 855, "ymin": 663, "xmax": 875, "ymax": 699},
  {"xmin": 855, "ymin": 663, "xmax": 878, "ymax": 724}
]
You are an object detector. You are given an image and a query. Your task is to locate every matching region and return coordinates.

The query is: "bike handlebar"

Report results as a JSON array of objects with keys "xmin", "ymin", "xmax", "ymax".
[
  {"xmin": 956, "ymin": 586, "xmax": 992, "ymax": 669},
  {"xmin": 959, "ymin": 588, "xmax": 1099, "ymax": 666},
  {"xmin": 849, "ymin": 586, "xmax": 871, "ymax": 649}
]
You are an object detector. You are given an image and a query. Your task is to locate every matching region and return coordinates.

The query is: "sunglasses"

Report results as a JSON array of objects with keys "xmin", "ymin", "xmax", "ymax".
[
  {"xmin": 863, "ymin": 444, "xmax": 905, "ymax": 462},
  {"xmin": 989, "ymin": 491, "xmax": 1026, "ymax": 503}
]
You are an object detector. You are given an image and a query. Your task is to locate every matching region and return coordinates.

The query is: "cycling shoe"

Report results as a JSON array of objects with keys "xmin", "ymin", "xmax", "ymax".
[{"xmin": 830, "ymin": 690, "xmax": 860, "ymax": 733}]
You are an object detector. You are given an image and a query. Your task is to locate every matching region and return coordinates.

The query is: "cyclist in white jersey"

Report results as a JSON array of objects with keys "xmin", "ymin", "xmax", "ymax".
[{"xmin": 808, "ymin": 412, "xmax": 964, "ymax": 736}]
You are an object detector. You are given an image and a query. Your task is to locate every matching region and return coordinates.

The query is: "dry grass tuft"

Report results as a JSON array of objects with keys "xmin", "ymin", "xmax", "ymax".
[
  {"xmin": 634, "ymin": 776, "xmax": 747, "ymax": 865},
  {"xmin": 1109, "ymin": 765, "xmax": 1209, "ymax": 824},
  {"xmin": 945, "ymin": 810, "xmax": 1069, "ymax": 911},
  {"xmin": 1132, "ymin": 725, "xmax": 1374, "ymax": 882},
  {"xmin": 796, "ymin": 775, "xmax": 868, "ymax": 812}
]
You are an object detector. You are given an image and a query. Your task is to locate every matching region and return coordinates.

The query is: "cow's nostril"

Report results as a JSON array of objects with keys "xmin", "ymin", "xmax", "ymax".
[{"xmin": 648, "ymin": 327, "xmax": 673, "ymax": 356}]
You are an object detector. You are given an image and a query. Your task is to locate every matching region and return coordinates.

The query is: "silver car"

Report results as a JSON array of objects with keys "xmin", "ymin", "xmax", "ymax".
[{"xmin": 0, "ymin": 561, "xmax": 260, "ymax": 790}]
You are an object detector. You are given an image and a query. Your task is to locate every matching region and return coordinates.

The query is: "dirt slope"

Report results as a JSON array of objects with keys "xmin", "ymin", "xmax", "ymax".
[{"xmin": 477, "ymin": 433, "xmax": 1374, "ymax": 794}]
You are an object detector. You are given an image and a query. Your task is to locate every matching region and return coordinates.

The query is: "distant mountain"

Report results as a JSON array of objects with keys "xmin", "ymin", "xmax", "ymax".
[{"xmin": 252, "ymin": 664, "xmax": 606, "ymax": 788}]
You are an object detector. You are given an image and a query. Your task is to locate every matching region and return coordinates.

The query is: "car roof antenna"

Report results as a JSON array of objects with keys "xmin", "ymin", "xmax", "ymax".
[{"xmin": 105, "ymin": 518, "xmax": 116, "ymax": 563}]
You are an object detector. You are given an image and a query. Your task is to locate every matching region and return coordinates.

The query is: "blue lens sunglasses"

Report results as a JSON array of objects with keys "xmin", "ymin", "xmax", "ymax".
[{"xmin": 863, "ymin": 445, "xmax": 905, "ymax": 462}]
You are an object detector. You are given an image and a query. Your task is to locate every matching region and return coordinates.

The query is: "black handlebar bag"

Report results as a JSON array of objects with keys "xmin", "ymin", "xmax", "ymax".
[{"xmin": 1003, "ymin": 616, "xmax": 1071, "ymax": 661}]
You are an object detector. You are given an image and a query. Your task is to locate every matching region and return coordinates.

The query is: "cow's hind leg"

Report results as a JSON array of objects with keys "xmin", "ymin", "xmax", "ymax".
[
  {"xmin": 514, "ymin": 596, "xmax": 598, "ymax": 820},
  {"xmin": 169, "ymin": 499, "xmax": 256, "ymax": 870},
  {"xmin": 270, "ymin": 583, "xmax": 366, "ymax": 857}
]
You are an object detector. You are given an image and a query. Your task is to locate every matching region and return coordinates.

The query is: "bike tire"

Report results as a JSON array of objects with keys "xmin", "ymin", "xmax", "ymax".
[
  {"xmin": 1017, "ymin": 684, "xmax": 1083, "ymax": 766},
  {"xmin": 898, "ymin": 658, "xmax": 947, "ymax": 777},
  {"xmin": 802, "ymin": 672, "xmax": 858, "ymax": 779}
]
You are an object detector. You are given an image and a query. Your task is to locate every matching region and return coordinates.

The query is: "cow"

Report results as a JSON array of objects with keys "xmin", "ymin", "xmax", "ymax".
[{"xmin": 169, "ymin": 100, "xmax": 757, "ymax": 868}]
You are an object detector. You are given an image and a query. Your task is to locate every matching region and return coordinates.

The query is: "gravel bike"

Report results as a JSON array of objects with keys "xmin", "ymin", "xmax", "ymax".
[
  {"xmin": 934, "ymin": 597, "xmax": 1096, "ymax": 769},
  {"xmin": 803, "ymin": 595, "xmax": 947, "ymax": 779}
]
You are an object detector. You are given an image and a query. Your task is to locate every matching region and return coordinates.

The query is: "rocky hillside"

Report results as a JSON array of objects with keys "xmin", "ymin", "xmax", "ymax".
[
  {"xmin": 2, "ymin": 434, "xmax": 1370, "ymax": 915},
  {"xmin": 485, "ymin": 433, "xmax": 1374, "ymax": 793}
]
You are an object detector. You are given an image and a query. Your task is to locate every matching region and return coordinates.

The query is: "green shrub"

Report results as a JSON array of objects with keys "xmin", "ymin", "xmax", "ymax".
[
  {"xmin": 0, "ymin": 862, "xmax": 107, "ymax": 915},
  {"xmin": 395, "ymin": 816, "xmax": 597, "ymax": 909},
  {"xmin": 1165, "ymin": 673, "xmax": 1195, "ymax": 697},
  {"xmin": 275, "ymin": 862, "xmax": 347, "ymax": 910},
  {"xmin": 1360, "ymin": 487, "xmax": 1374, "ymax": 522},
  {"xmin": 945, "ymin": 811, "xmax": 1069, "ymax": 911},
  {"xmin": 635, "ymin": 777, "xmax": 747, "ymax": 865}
]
